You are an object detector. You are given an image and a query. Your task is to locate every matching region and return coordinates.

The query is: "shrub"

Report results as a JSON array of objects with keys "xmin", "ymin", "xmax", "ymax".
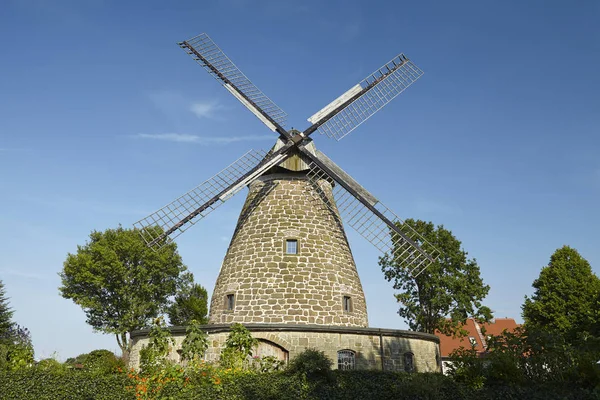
[
  {"xmin": 446, "ymin": 346, "xmax": 486, "ymax": 389},
  {"xmin": 180, "ymin": 319, "xmax": 209, "ymax": 363},
  {"xmin": 219, "ymin": 323, "xmax": 258, "ymax": 369},
  {"xmin": 87, "ymin": 349, "xmax": 125, "ymax": 374},
  {"xmin": 448, "ymin": 327, "xmax": 600, "ymax": 391},
  {"xmin": 0, "ymin": 324, "xmax": 34, "ymax": 371},
  {"xmin": 0, "ymin": 369, "xmax": 132, "ymax": 400},
  {"xmin": 37, "ymin": 357, "xmax": 68, "ymax": 373},
  {"xmin": 287, "ymin": 348, "xmax": 332, "ymax": 380},
  {"xmin": 251, "ymin": 355, "xmax": 285, "ymax": 373},
  {"xmin": 65, "ymin": 349, "xmax": 124, "ymax": 375},
  {"xmin": 1, "ymin": 366, "xmax": 597, "ymax": 400},
  {"xmin": 139, "ymin": 317, "xmax": 175, "ymax": 373}
]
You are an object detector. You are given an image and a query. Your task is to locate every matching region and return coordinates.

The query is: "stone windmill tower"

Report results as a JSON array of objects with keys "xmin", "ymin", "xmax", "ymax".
[
  {"xmin": 133, "ymin": 33, "xmax": 442, "ymax": 372},
  {"xmin": 209, "ymin": 140, "xmax": 368, "ymax": 327}
]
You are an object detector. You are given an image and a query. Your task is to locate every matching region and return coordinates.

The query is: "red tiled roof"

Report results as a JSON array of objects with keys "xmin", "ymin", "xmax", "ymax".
[
  {"xmin": 481, "ymin": 318, "xmax": 518, "ymax": 337},
  {"xmin": 436, "ymin": 318, "xmax": 519, "ymax": 357}
]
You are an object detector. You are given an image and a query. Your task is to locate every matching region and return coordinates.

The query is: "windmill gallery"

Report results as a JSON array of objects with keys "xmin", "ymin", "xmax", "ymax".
[{"xmin": 130, "ymin": 33, "xmax": 442, "ymax": 372}]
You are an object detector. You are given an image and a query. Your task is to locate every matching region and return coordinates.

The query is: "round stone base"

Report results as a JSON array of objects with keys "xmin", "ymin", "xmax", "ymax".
[{"xmin": 130, "ymin": 324, "xmax": 441, "ymax": 373}]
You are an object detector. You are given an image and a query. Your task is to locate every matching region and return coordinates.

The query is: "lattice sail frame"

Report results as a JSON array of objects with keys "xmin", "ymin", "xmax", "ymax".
[
  {"xmin": 305, "ymin": 161, "xmax": 440, "ymax": 277},
  {"xmin": 134, "ymin": 149, "xmax": 267, "ymax": 246},
  {"xmin": 180, "ymin": 33, "xmax": 287, "ymax": 130},
  {"xmin": 311, "ymin": 54, "xmax": 423, "ymax": 141}
]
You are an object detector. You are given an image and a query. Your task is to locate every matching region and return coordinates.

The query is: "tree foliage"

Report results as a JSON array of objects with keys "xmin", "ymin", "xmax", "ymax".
[
  {"xmin": 0, "ymin": 282, "xmax": 34, "ymax": 371},
  {"xmin": 180, "ymin": 319, "xmax": 209, "ymax": 362},
  {"xmin": 287, "ymin": 348, "xmax": 333, "ymax": 380},
  {"xmin": 59, "ymin": 226, "xmax": 191, "ymax": 361},
  {"xmin": 0, "ymin": 280, "xmax": 14, "ymax": 336},
  {"xmin": 380, "ymin": 219, "xmax": 492, "ymax": 335},
  {"xmin": 0, "ymin": 325, "xmax": 34, "ymax": 371},
  {"xmin": 448, "ymin": 326, "xmax": 600, "ymax": 390},
  {"xmin": 522, "ymin": 245, "xmax": 600, "ymax": 342},
  {"xmin": 167, "ymin": 283, "xmax": 209, "ymax": 326},
  {"xmin": 139, "ymin": 317, "xmax": 175, "ymax": 373},
  {"xmin": 64, "ymin": 349, "xmax": 125, "ymax": 375},
  {"xmin": 220, "ymin": 323, "xmax": 258, "ymax": 369}
]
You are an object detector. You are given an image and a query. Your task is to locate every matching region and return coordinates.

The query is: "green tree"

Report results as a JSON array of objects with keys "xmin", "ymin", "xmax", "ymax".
[
  {"xmin": 167, "ymin": 283, "xmax": 209, "ymax": 326},
  {"xmin": 59, "ymin": 226, "xmax": 191, "ymax": 363},
  {"xmin": 522, "ymin": 246, "xmax": 600, "ymax": 342},
  {"xmin": 380, "ymin": 219, "xmax": 492, "ymax": 335},
  {"xmin": 0, "ymin": 280, "xmax": 14, "ymax": 335}
]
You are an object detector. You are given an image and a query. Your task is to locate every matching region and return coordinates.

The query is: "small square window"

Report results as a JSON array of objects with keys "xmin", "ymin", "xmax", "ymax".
[
  {"xmin": 343, "ymin": 296, "xmax": 352, "ymax": 313},
  {"xmin": 286, "ymin": 239, "xmax": 298, "ymax": 254},
  {"xmin": 226, "ymin": 294, "xmax": 235, "ymax": 310}
]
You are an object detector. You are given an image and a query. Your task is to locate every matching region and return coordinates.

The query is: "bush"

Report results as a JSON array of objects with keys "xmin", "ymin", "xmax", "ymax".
[
  {"xmin": 139, "ymin": 317, "xmax": 175, "ymax": 373},
  {"xmin": 250, "ymin": 355, "xmax": 285, "ymax": 373},
  {"xmin": 37, "ymin": 357, "xmax": 68, "ymax": 373},
  {"xmin": 447, "ymin": 327, "xmax": 600, "ymax": 391},
  {"xmin": 0, "ymin": 324, "xmax": 34, "ymax": 371},
  {"xmin": 65, "ymin": 349, "xmax": 124, "ymax": 375},
  {"xmin": 219, "ymin": 323, "xmax": 258, "ymax": 370},
  {"xmin": 180, "ymin": 319, "xmax": 209, "ymax": 363},
  {"xmin": 287, "ymin": 348, "xmax": 332, "ymax": 380},
  {"xmin": 0, "ymin": 368, "xmax": 131, "ymax": 400},
  {"xmin": 0, "ymin": 367, "xmax": 598, "ymax": 400}
]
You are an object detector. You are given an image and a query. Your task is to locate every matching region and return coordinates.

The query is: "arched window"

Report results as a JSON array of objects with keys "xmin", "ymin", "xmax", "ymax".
[
  {"xmin": 337, "ymin": 350, "xmax": 355, "ymax": 370},
  {"xmin": 403, "ymin": 352, "xmax": 414, "ymax": 373}
]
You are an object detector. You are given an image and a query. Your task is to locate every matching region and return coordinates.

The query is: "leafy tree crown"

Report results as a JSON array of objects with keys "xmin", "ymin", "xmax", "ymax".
[{"xmin": 380, "ymin": 219, "xmax": 492, "ymax": 335}]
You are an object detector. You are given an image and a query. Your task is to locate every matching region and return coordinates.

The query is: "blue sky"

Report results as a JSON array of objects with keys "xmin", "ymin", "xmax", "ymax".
[{"xmin": 0, "ymin": 0, "xmax": 598, "ymax": 360}]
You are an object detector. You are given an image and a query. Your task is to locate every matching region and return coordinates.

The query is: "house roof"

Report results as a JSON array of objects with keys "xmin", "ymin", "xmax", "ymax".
[
  {"xmin": 481, "ymin": 318, "xmax": 519, "ymax": 337},
  {"xmin": 436, "ymin": 318, "xmax": 519, "ymax": 357}
]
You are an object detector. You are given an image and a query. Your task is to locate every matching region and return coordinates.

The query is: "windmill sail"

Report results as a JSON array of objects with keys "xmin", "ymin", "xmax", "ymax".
[
  {"xmin": 138, "ymin": 33, "xmax": 441, "ymax": 271},
  {"xmin": 179, "ymin": 33, "xmax": 287, "ymax": 133},
  {"xmin": 305, "ymin": 54, "xmax": 423, "ymax": 141},
  {"xmin": 134, "ymin": 148, "xmax": 290, "ymax": 247},
  {"xmin": 303, "ymin": 149, "xmax": 439, "ymax": 276}
]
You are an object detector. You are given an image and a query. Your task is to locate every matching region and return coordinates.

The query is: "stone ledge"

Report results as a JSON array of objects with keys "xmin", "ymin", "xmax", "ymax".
[{"xmin": 130, "ymin": 323, "xmax": 439, "ymax": 343}]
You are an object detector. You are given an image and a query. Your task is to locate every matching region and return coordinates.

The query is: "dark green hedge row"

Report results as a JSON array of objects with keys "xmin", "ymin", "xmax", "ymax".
[
  {"xmin": 159, "ymin": 370, "xmax": 600, "ymax": 400},
  {"xmin": 0, "ymin": 369, "xmax": 132, "ymax": 400},
  {"xmin": 0, "ymin": 369, "xmax": 598, "ymax": 400}
]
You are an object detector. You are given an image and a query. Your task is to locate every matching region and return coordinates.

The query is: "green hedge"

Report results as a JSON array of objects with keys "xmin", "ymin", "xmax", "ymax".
[
  {"xmin": 0, "ymin": 369, "xmax": 132, "ymax": 400},
  {"xmin": 155, "ymin": 370, "xmax": 600, "ymax": 400},
  {"xmin": 0, "ymin": 369, "xmax": 598, "ymax": 400}
]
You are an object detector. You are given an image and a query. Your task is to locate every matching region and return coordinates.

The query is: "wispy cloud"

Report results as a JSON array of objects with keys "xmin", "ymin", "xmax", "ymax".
[
  {"xmin": 0, "ymin": 268, "xmax": 45, "ymax": 280},
  {"xmin": 136, "ymin": 133, "xmax": 273, "ymax": 145},
  {"xmin": 190, "ymin": 101, "xmax": 224, "ymax": 119},
  {"xmin": 147, "ymin": 91, "xmax": 226, "ymax": 121},
  {"xmin": 0, "ymin": 148, "xmax": 31, "ymax": 152},
  {"xmin": 19, "ymin": 194, "xmax": 149, "ymax": 217}
]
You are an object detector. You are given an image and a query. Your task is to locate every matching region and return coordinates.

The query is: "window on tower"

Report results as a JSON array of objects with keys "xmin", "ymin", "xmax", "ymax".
[
  {"xmin": 343, "ymin": 296, "xmax": 352, "ymax": 313},
  {"xmin": 285, "ymin": 239, "xmax": 298, "ymax": 254},
  {"xmin": 226, "ymin": 294, "xmax": 235, "ymax": 311}
]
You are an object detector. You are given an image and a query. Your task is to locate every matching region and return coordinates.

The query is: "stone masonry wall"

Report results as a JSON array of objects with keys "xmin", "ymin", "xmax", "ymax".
[
  {"xmin": 208, "ymin": 173, "xmax": 368, "ymax": 327},
  {"xmin": 129, "ymin": 325, "xmax": 441, "ymax": 373}
]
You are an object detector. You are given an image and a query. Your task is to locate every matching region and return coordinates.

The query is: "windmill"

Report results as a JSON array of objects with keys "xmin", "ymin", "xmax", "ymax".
[{"xmin": 134, "ymin": 33, "xmax": 440, "ymax": 327}]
